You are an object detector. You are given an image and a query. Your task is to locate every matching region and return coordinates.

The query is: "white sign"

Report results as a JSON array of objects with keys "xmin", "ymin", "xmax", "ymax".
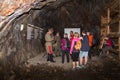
[{"xmin": 64, "ymin": 28, "xmax": 81, "ymax": 39}]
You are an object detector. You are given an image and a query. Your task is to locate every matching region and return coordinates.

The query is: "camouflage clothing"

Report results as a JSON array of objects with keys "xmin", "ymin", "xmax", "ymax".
[{"xmin": 54, "ymin": 36, "xmax": 61, "ymax": 56}]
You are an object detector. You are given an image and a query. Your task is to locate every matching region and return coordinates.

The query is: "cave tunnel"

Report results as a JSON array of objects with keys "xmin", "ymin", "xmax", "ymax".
[{"xmin": 0, "ymin": 0, "xmax": 120, "ymax": 80}]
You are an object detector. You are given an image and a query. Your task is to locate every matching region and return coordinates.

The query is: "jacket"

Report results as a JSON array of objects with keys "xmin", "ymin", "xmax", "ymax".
[
  {"xmin": 70, "ymin": 38, "xmax": 81, "ymax": 54},
  {"xmin": 61, "ymin": 38, "xmax": 70, "ymax": 51},
  {"xmin": 81, "ymin": 35, "xmax": 90, "ymax": 51}
]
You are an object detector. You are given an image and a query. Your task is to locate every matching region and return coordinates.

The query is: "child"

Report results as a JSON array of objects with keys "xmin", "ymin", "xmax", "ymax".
[
  {"xmin": 79, "ymin": 31, "xmax": 90, "ymax": 68},
  {"xmin": 61, "ymin": 33, "xmax": 70, "ymax": 64},
  {"xmin": 70, "ymin": 32, "xmax": 81, "ymax": 69}
]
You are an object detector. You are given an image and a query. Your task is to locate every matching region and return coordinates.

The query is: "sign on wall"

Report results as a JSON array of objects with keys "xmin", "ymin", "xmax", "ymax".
[{"xmin": 64, "ymin": 28, "xmax": 81, "ymax": 39}]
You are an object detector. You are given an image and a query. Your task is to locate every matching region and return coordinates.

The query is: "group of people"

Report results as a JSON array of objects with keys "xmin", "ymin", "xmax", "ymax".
[{"xmin": 45, "ymin": 28, "xmax": 94, "ymax": 69}]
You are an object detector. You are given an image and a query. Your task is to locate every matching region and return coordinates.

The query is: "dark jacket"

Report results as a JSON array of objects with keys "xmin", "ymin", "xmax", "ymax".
[
  {"xmin": 81, "ymin": 35, "xmax": 90, "ymax": 51},
  {"xmin": 61, "ymin": 38, "xmax": 70, "ymax": 51}
]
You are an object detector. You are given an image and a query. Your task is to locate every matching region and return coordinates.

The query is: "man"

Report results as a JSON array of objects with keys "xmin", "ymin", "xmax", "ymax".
[
  {"xmin": 102, "ymin": 36, "xmax": 112, "ymax": 55},
  {"xmin": 54, "ymin": 32, "xmax": 61, "ymax": 57},
  {"xmin": 45, "ymin": 28, "xmax": 55, "ymax": 63},
  {"xmin": 79, "ymin": 31, "xmax": 90, "ymax": 68},
  {"xmin": 87, "ymin": 31, "xmax": 93, "ymax": 59}
]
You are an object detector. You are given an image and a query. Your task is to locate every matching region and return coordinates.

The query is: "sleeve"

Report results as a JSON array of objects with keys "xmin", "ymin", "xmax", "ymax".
[
  {"xmin": 70, "ymin": 39, "xmax": 75, "ymax": 54},
  {"xmin": 61, "ymin": 39, "xmax": 64, "ymax": 46},
  {"xmin": 79, "ymin": 39, "xmax": 82, "ymax": 49}
]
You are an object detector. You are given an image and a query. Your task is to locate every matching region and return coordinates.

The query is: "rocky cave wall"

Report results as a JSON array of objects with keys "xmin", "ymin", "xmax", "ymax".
[{"xmin": 0, "ymin": 0, "xmax": 110, "ymax": 66}]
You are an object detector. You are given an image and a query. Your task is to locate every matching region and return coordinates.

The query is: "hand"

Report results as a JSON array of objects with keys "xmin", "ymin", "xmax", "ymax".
[{"xmin": 80, "ymin": 37, "xmax": 83, "ymax": 40}]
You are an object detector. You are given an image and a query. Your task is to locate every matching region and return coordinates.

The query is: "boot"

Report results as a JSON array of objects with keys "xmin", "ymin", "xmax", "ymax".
[
  {"xmin": 50, "ymin": 54, "xmax": 55, "ymax": 63},
  {"xmin": 47, "ymin": 54, "xmax": 50, "ymax": 61}
]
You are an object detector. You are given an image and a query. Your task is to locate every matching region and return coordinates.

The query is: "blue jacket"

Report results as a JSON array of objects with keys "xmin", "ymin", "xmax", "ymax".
[{"xmin": 81, "ymin": 35, "xmax": 90, "ymax": 51}]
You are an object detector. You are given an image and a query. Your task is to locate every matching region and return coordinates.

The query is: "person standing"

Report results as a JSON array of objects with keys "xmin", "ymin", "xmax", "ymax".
[
  {"xmin": 70, "ymin": 31, "xmax": 74, "ymax": 45},
  {"xmin": 79, "ymin": 31, "xmax": 90, "ymax": 68},
  {"xmin": 102, "ymin": 36, "xmax": 112, "ymax": 55},
  {"xmin": 87, "ymin": 31, "xmax": 93, "ymax": 59},
  {"xmin": 70, "ymin": 32, "xmax": 81, "ymax": 69},
  {"xmin": 54, "ymin": 32, "xmax": 61, "ymax": 57},
  {"xmin": 45, "ymin": 28, "xmax": 55, "ymax": 63},
  {"xmin": 61, "ymin": 33, "xmax": 70, "ymax": 64}
]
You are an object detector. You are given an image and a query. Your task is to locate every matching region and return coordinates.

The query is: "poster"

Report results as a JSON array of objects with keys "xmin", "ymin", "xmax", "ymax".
[{"xmin": 64, "ymin": 28, "xmax": 81, "ymax": 39}]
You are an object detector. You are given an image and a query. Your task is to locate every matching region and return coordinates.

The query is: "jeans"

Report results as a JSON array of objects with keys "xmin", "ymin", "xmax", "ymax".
[
  {"xmin": 62, "ymin": 50, "xmax": 69, "ymax": 63},
  {"xmin": 47, "ymin": 53, "xmax": 53, "ymax": 62},
  {"xmin": 79, "ymin": 51, "xmax": 88, "ymax": 58}
]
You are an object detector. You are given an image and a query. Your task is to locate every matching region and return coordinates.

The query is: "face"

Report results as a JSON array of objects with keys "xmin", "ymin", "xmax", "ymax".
[
  {"xmin": 70, "ymin": 31, "xmax": 73, "ymax": 35},
  {"xmin": 64, "ymin": 34, "xmax": 68, "ymax": 38},
  {"xmin": 74, "ymin": 33, "xmax": 79, "ymax": 38},
  {"xmin": 82, "ymin": 32, "xmax": 86, "ymax": 36},
  {"xmin": 87, "ymin": 32, "xmax": 90, "ymax": 35},
  {"xmin": 56, "ymin": 33, "xmax": 59, "ymax": 36},
  {"xmin": 105, "ymin": 37, "xmax": 108, "ymax": 40},
  {"xmin": 49, "ymin": 30, "xmax": 52, "ymax": 34}
]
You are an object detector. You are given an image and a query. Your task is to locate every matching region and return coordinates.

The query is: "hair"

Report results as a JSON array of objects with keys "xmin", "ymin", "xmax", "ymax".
[
  {"xmin": 64, "ymin": 33, "xmax": 68, "ymax": 35},
  {"xmin": 48, "ymin": 28, "xmax": 53, "ymax": 32},
  {"xmin": 74, "ymin": 32, "xmax": 79, "ymax": 38},
  {"xmin": 70, "ymin": 31, "xmax": 73, "ymax": 33},
  {"xmin": 82, "ymin": 30, "xmax": 86, "ymax": 34}
]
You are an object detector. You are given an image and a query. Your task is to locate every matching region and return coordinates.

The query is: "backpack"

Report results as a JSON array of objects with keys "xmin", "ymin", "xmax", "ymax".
[{"xmin": 74, "ymin": 40, "xmax": 81, "ymax": 52}]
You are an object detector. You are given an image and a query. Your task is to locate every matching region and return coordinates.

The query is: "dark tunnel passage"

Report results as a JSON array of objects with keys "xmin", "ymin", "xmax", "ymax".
[{"xmin": 0, "ymin": 0, "xmax": 120, "ymax": 80}]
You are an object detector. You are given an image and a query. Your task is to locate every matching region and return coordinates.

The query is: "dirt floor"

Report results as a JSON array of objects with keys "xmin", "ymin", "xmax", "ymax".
[
  {"xmin": 27, "ymin": 52, "xmax": 101, "ymax": 70},
  {"xmin": 0, "ymin": 52, "xmax": 120, "ymax": 80}
]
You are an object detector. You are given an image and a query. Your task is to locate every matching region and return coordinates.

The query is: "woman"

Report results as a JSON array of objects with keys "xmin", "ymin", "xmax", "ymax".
[
  {"xmin": 70, "ymin": 32, "xmax": 81, "ymax": 69},
  {"xmin": 61, "ymin": 33, "xmax": 70, "ymax": 64}
]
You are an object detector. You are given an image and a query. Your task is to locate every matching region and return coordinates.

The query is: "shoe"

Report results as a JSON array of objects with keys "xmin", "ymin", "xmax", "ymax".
[
  {"xmin": 50, "ymin": 60, "xmax": 56, "ymax": 63},
  {"xmin": 82, "ymin": 65, "xmax": 87, "ymax": 68},
  {"xmin": 72, "ymin": 67, "xmax": 75, "ymax": 70},
  {"xmin": 47, "ymin": 59, "xmax": 49, "ymax": 61},
  {"xmin": 67, "ymin": 61, "xmax": 70, "ymax": 63},
  {"xmin": 80, "ymin": 65, "xmax": 86, "ymax": 68},
  {"xmin": 76, "ymin": 66, "xmax": 83, "ymax": 69}
]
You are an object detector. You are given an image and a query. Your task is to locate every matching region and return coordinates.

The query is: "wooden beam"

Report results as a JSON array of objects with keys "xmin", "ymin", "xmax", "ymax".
[
  {"xmin": 118, "ymin": 21, "xmax": 120, "ymax": 60},
  {"xmin": 118, "ymin": 0, "xmax": 120, "ymax": 62},
  {"xmin": 107, "ymin": 8, "xmax": 110, "ymax": 34},
  {"xmin": 28, "ymin": 24, "xmax": 44, "ymax": 31}
]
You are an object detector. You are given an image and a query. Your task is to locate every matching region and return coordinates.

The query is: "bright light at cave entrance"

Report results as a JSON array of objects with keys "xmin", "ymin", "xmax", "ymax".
[{"xmin": 20, "ymin": 24, "xmax": 24, "ymax": 31}]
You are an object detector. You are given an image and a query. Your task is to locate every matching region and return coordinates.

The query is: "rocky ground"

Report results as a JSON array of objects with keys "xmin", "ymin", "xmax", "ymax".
[{"xmin": 0, "ymin": 52, "xmax": 120, "ymax": 80}]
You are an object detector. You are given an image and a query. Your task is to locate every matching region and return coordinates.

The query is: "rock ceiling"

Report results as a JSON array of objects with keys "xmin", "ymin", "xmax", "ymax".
[
  {"xmin": 0, "ymin": 0, "xmax": 35, "ymax": 20},
  {"xmin": 1, "ymin": 0, "xmax": 118, "ymax": 37}
]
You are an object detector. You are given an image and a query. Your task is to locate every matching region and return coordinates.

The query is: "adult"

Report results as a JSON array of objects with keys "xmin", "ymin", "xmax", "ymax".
[
  {"xmin": 45, "ymin": 28, "xmax": 55, "ymax": 63},
  {"xmin": 79, "ymin": 31, "xmax": 90, "ymax": 68},
  {"xmin": 87, "ymin": 31, "xmax": 93, "ymax": 59},
  {"xmin": 102, "ymin": 36, "xmax": 112, "ymax": 55},
  {"xmin": 70, "ymin": 31, "xmax": 74, "ymax": 45},
  {"xmin": 54, "ymin": 32, "xmax": 61, "ymax": 57}
]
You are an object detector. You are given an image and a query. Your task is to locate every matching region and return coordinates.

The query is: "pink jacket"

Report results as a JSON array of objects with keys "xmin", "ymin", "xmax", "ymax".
[{"xmin": 70, "ymin": 38, "xmax": 81, "ymax": 54}]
